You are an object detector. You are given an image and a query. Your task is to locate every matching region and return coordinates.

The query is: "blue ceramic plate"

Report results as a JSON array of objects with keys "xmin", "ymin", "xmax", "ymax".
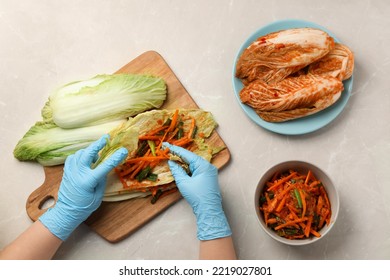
[{"xmin": 232, "ymin": 19, "xmax": 353, "ymax": 135}]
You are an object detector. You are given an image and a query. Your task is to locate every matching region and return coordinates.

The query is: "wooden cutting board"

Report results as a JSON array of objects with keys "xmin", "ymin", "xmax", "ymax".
[{"xmin": 26, "ymin": 51, "xmax": 231, "ymax": 243}]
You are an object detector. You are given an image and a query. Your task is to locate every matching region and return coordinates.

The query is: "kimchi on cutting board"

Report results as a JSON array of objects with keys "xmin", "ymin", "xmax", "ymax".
[{"xmin": 25, "ymin": 51, "xmax": 231, "ymax": 243}]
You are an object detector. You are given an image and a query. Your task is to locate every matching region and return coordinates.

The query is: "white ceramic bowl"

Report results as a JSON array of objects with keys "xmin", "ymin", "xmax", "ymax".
[{"xmin": 254, "ymin": 160, "xmax": 340, "ymax": 245}]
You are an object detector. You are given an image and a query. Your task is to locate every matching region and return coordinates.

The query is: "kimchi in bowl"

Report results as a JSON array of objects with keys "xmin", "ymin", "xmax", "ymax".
[{"xmin": 254, "ymin": 160, "xmax": 339, "ymax": 245}]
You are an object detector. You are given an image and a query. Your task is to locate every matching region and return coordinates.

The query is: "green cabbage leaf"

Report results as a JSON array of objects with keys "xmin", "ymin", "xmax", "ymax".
[
  {"xmin": 13, "ymin": 120, "xmax": 125, "ymax": 166},
  {"xmin": 46, "ymin": 73, "xmax": 167, "ymax": 128}
]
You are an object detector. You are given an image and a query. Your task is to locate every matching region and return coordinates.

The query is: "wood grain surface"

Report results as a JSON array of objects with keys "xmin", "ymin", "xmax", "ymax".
[{"xmin": 25, "ymin": 51, "xmax": 231, "ymax": 243}]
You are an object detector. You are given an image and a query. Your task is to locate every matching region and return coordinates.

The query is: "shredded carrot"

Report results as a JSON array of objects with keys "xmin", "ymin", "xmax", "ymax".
[
  {"xmin": 304, "ymin": 216, "xmax": 312, "ymax": 237},
  {"xmin": 275, "ymin": 195, "xmax": 287, "ymax": 212},
  {"xmin": 304, "ymin": 170, "xmax": 312, "ymax": 185},
  {"xmin": 138, "ymin": 135, "xmax": 162, "ymax": 141},
  {"xmin": 259, "ymin": 169, "xmax": 332, "ymax": 240},
  {"xmin": 316, "ymin": 196, "xmax": 324, "ymax": 215},
  {"xmin": 319, "ymin": 208, "xmax": 330, "ymax": 228},
  {"xmin": 278, "ymin": 184, "xmax": 294, "ymax": 198},
  {"xmin": 125, "ymin": 156, "xmax": 169, "ymax": 164},
  {"xmin": 156, "ymin": 129, "xmax": 169, "ymax": 150},
  {"xmin": 168, "ymin": 109, "xmax": 179, "ymax": 132},
  {"xmin": 310, "ymin": 229, "xmax": 321, "ymax": 237},
  {"xmin": 320, "ymin": 186, "xmax": 331, "ymax": 209},
  {"xmin": 267, "ymin": 197, "xmax": 278, "ymax": 212},
  {"xmin": 267, "ymin": 172, "xmax": 298, "ymax": 191},
  {"xmin": 119, "ymin": 163, "xmax": 140, "ymax": 177},
  {"xmin": 171, "ymin": 137, "xmax": 193, "ymax": 147},
  {"xmin": 274, "ymin": 217, "xmax": 308, "ymax": 230},
  {"xmin": 145, "ymin": 125, "xmax": 169, "ymax": 136},
  {"xmin": 156, "ymin": 147, "xmax": 170, "ymax": 157},
  {"xmin": 287, "ymin": 204, "xmax": 299, "ymax": 215},
  {"xmin": 188, "ymin": 117, "xmax": 196, "ymax": 139},
  {"xmin": 267, "ymin": 218, "xmax": 278, "ymax": 224},
  {"xmin": 264, "ymin": 211, "xmax": 269, "ymax": 226},
  {"xmin": 288, "ymin": 208, "xmax": 307, "ymax": 229},
  {"xmin": 309, "ymin": 180, "xmax": 321, "ymax": 188},
  {"xmin": 129, "ymin": 162, "xmax": 146, "ymax": 179}
]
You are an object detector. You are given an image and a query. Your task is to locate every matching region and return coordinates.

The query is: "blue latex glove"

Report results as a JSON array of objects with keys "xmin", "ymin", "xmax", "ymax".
[
  {"xmin": 39, "ymin": 135, "xmax": 128, "ymax": 241},
  {"xmin": 163, "ymin": 142, "xmax": 232, "ymax": 241}
]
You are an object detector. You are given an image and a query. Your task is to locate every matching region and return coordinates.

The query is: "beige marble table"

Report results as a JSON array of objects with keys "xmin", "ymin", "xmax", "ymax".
[{"xmin": 1, "ymin": 0, "xmax": 389, "ymax": 259}]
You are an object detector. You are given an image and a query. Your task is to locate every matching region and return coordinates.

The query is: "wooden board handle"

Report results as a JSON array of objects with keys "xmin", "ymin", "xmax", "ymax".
[{"xmin": 26, "ymin": 165, "xmax": 63, "ymax": 221}]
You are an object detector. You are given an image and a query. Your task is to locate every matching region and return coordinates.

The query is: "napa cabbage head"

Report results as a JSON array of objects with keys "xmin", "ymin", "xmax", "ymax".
[{"xmin": 46, "ymin": 73, "xmax": 167, "ymax": 128}]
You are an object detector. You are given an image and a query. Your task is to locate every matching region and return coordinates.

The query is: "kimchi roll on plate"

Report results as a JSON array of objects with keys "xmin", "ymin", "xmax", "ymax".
[{"xmin": 232, "ymin": 19, "xmax": 354, "ymax": 135}]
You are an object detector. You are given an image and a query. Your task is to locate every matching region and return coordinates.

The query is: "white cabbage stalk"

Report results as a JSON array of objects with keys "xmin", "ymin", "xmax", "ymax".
[
  {"xmin": 13, "ymin": 120, "xmax": 125, "ymax": 166},
  {"xmin": 47, "ymin": 73, "xmax": 167, "ymax": 128}
]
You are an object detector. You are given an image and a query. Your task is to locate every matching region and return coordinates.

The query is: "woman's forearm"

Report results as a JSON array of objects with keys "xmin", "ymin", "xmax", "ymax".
[
  {"xmin": 0, "ymin": 220, "xmax": 62, "ymax": 260},
  {"xmin": 199, "ymin": 236, "xmax": 237, "ymax": 260}
]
